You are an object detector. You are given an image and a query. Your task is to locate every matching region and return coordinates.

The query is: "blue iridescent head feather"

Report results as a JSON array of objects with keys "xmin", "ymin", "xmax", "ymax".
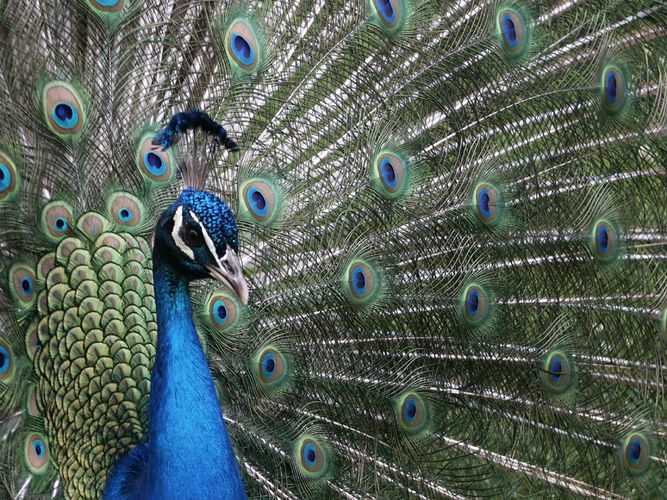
[
  {"xmin": 153, "ymin": 188, "xmax": 248, "ymax": 304},
  {"xmin": 177, "ymin": 189, "xmax": 239, "ymax": 252}
]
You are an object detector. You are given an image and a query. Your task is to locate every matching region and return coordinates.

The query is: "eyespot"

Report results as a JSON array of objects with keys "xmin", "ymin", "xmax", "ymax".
[
  {"xmin": 395, "ymin": 392, "xmax": 428, "ymax": 433},
  {"xmin": 108, "ymin": 192, "xmax": 145, "ymax": 229},
  {"xmin": 76, "ymin": 212, "xmax": 110, "ymax": 239},
  {"xmin": 374, "ymin": 152, "xmax": 409, "ymax": 198},
  {"xmin": 42, "ymin": 81, "xmax": 85, "ymax": 137},
  {"xmin": 25, "ymin": 321, "xmax": 42, "ymax": 361},
  {"xmin": 371, "ymin": 0, "xmax": 404, "ymax": 31},
  {"xmin": 474, "ymin": 182, "xmax": 503, "ymax": 226},
  {"xmin": 461, "ymin": 284, "xmax": 490, "ymax": 325},
  {"xmin": 295, "ymin": 436, "xmax": 330, "ymax": 479},
  {"xmin": 40, "ymin": 200, "xmax": 73, "ymax": 242},
  {"xmin": 0, "ymin": 337, "xmax": 15, "ymax": 382},
  {"xmin": 540, "ymin": 350, "xmax": 575, "ymax": 395},
  {"xmin": 601, "ymin": 65, "xmax": 626, "ymax": 114},
  {"xmin": 343, "ymin": 259, "xmax": 380, "ymax": 305},
  {"xmin": 86, "ymin": 0, "xmax": 125, "ymax": 13},
  {"xmin": 207, "ymin": 292, "xmax": 240, "ymax": 333},
  {"xmin": 0, "ymin": 152, "xmax": 19, "ymax": 203},
  {"xmin": 24, "ymin": 432, "xmax": 50, "ymax": 475},
  {"xmin": 225, "ymin": 19, "xmax": 261, "ymax": 73},
  {"xmin": 621, "ymin": 432, "xmax": 651, "ymax": 476},
  {"xmin": 240, "ymin": 179, "xmax": 279, "ymax": 225},
  {"xmin": 136, "ymin": 132, "xmax": 174, "ymax": 183},
  {"xmin": 591, "ymin": 219, "xmax": 619, "ymax": 263},
  {"xmin": 8, "ymin": 262, "xmax": 36, "ymax": 306},
  {"xmin": 497, "ymin": 8, "xmax": 527, "ymax": 55},
  {"xmin": 253, "ymin": 346, "xmax": 287, "ymax": 388}
]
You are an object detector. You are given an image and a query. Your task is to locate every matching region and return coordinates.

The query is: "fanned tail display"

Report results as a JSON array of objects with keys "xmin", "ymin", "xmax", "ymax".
[{"xmin": 0, "ymin": 0, "xmax": 666, "ymax": 498}]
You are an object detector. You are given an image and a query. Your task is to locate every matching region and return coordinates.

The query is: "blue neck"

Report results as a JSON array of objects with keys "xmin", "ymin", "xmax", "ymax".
[{"xmin": 143, "ymin": 250, "xmax": 245, "ymax": 499}]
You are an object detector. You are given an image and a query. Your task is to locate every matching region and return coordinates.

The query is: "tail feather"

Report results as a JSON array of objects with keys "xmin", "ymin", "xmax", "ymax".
[{"xmin": 0, "ymin": 0, "xmax": 666, "ymax": 497}]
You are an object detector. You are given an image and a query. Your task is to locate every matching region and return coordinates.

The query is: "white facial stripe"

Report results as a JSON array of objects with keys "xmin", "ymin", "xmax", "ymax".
[
  {"xmin": 172, "ymin": 206, "xmax": 195, "ymax": 260},
  {"xmin": 189, "ymin": 211, "xmax": 224, "ymax": 269}
]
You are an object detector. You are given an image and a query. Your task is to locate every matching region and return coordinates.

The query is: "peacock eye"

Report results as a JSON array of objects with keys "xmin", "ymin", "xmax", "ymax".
[{"xmin": 183, "ymin": 226, "xmax": 204, "ymax": 247}]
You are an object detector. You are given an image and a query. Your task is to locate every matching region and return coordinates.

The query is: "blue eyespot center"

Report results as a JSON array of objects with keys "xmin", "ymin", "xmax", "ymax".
[
  {"xmin": 96, "ymin": 0, "xmax": 121, "ymax": 6},
  {"xmin": 0, "ymin": 164, "xmax": 9, "ymax": 191},
  {"xmin": 549, "ymin": 357, "xmax": 563, "ymax": 383},
  {"xmin": 265, "ymin": 358, "xmax": 275, "ymax": 372},
  {"xmin": 144, "ymin": 152, "xmax": 166, "ymax": 176},
  {"xmin": 606, "ymin": 72, "xmax": 618, "ymax": 104},
  {"xmin": 597, "ymin": 226, "xmax": 609, "ymax": 254},
  {"xmin": 252, "ymin": 191, "xmax": 266, "ymax": 210},
  {"xmin": 21, "ymin": 277, "xmax": 33, "ymax": 295},
  {"xmin": 55, "ymin": 217, "xmax": 68, "ymax": 232},
  {"xmin": 0, "ymin": 347, "xmax": 9, "ymax": 373},
  {"xmin": 52, "ymin": 102, "xmax": 79, "ymax": 129},
  {"xmin": 231, "ymin": 34, "xmax": 255, "ymax": 66},
  {"xmin": 216, "ymin": 304, "xmax": 227, "ymax": 321},
  {"xmin": 118, "ymin": 208, "xmax": 133, "ymax": 222},
  {"xmin": 33, "ymin": 439, "xmax": 44, "ymax": 458},
  {"xmin": 380, "ymin": 158, "xmax": 398, "ymax": 188},
  {"xmin": 467, "ymin": 290, "xmax": 479, "ymax": 314},
  {"xmin": 303, "ymin": 443, "xmax": 317, "ymax": 467},
  {"xmin": 481, "ymin": 193, "xmax": 490, "ymax": 211},
  {"xmin": 628, "ymin": 438, "xmax": 642, "ymax": 464},
  {"xmin": 247, "ymin": 187, "xmax": 269, "ymax": 217},
  {"xmin": 404, "ymin": 399, "xmax": 417, "ymax": 422},
  {"xmin": 352, "ymin": 266, "xmax": 366, "ymax": 294},
  {"xmin": 55, "ymin": 104, "xmax": 73, "ymax": 121},
  {"xmin": 380, "ymin": 0, "xmax": 394, "ymax": 19},
  {"xmin": 262, "ymin": 353, "xmax": 276, "ymax": 377},
  {"xmin": 478, "ymin": 188, "xmax": 493, "ymax": 217},
  {"xmin": 502, "ymin": 14, "xmax": 519, "ymax": 48},
  {"xmin": 375, "ymin": 0, "xmax": 397, "ymax": 23}
]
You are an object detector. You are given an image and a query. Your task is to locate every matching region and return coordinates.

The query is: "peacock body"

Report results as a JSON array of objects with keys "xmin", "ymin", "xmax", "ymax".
[{"xmin": 0, "ymin": 0, "xmax": 666, "ymax": 498}]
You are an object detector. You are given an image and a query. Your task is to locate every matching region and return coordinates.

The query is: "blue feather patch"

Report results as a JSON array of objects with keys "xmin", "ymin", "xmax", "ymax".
[
  {"xmin": 0, "ymin": 337, "xmax": 15, "ymax": 382},
  {"xmin": 619, "ymin": 432, "xmax": 652, "ymax": 476},
  {"xmin": 0, "ymin": 152, "xmax": 19, "ymax": 203},
  {"xmin": 590, "ymin": 218, "xmax": 620, "ymax": 263},
  {"xmin": 373, "ymin": 151, "xmax": 410, "ymax": 199},
  {"xmin": 370, "ymin": 0, "xmax": 406, "ymax": 33},
  {"xmin": 224, "ymin": 18, "xmax": 262, "ymax": 73},
  {"xmin": 461, "ymin": 284, "xmax": 490, "ymax": 326},
  {"xmin": 539, "ymin": 350, "xmax": 575, "ymax": 396},
  {"xmin": 252, "ymin": 346, "xmax": 288, "ymax": 389},
  {"xmin": 24, "ymin": 432, "xmax": 50, "ymax": 475},
  {"xmin": 395, "ymin": 392, "xmax": 429, "ymax": 433},
  {"xmin": 496, "ymin": 7, "xmax": 529, "ymax": 57},
  {"xmin": 473, "ymin": 182, "xmax": 504, "ymax": 226},
  {"xmin": 342, "ymin": 259, "xmax": 381, "ymax": 305},
  {"xmin": 600, "ymin": 65, "xmax": 627, "ymax": 114},
  {"xmin": 41, "ymin": 81, "xmax": 85, "ymax": 138},
  {"xmin": 207, "ymin": 291, "xmax": 241, "ymax": 333},
  {"xmin": 294, "ymin": 435, "xmax": 332, "ymax": 479},
  {"xmin": 239, "ymin": 179, "xmax": 281, "ymax": 226},
  {"xmin": 8, "ymin": 262, "xmax": 37, "ymax": 308}
]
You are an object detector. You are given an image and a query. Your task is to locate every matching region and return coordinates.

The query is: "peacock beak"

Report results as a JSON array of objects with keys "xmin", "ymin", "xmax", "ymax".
[{"xmin": 205, "ymin": 245, "xmax": 249, "ymax": 305}]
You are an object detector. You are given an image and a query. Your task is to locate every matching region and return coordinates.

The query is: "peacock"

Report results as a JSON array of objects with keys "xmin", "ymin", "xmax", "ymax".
[{"xmin": 0, "ymin": 0, "xmax": 666, "ymax": 497}]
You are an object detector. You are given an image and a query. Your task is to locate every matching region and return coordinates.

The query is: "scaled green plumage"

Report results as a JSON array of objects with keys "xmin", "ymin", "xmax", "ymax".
[{"xmin": 0, "ymin": 0, "xmax": 666, "ymax": 498}]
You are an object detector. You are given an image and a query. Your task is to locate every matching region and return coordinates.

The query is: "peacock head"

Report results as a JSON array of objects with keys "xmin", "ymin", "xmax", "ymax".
[{"xmin": 155, "ymin": 188, "xmax": 249, "ymax": 304}]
